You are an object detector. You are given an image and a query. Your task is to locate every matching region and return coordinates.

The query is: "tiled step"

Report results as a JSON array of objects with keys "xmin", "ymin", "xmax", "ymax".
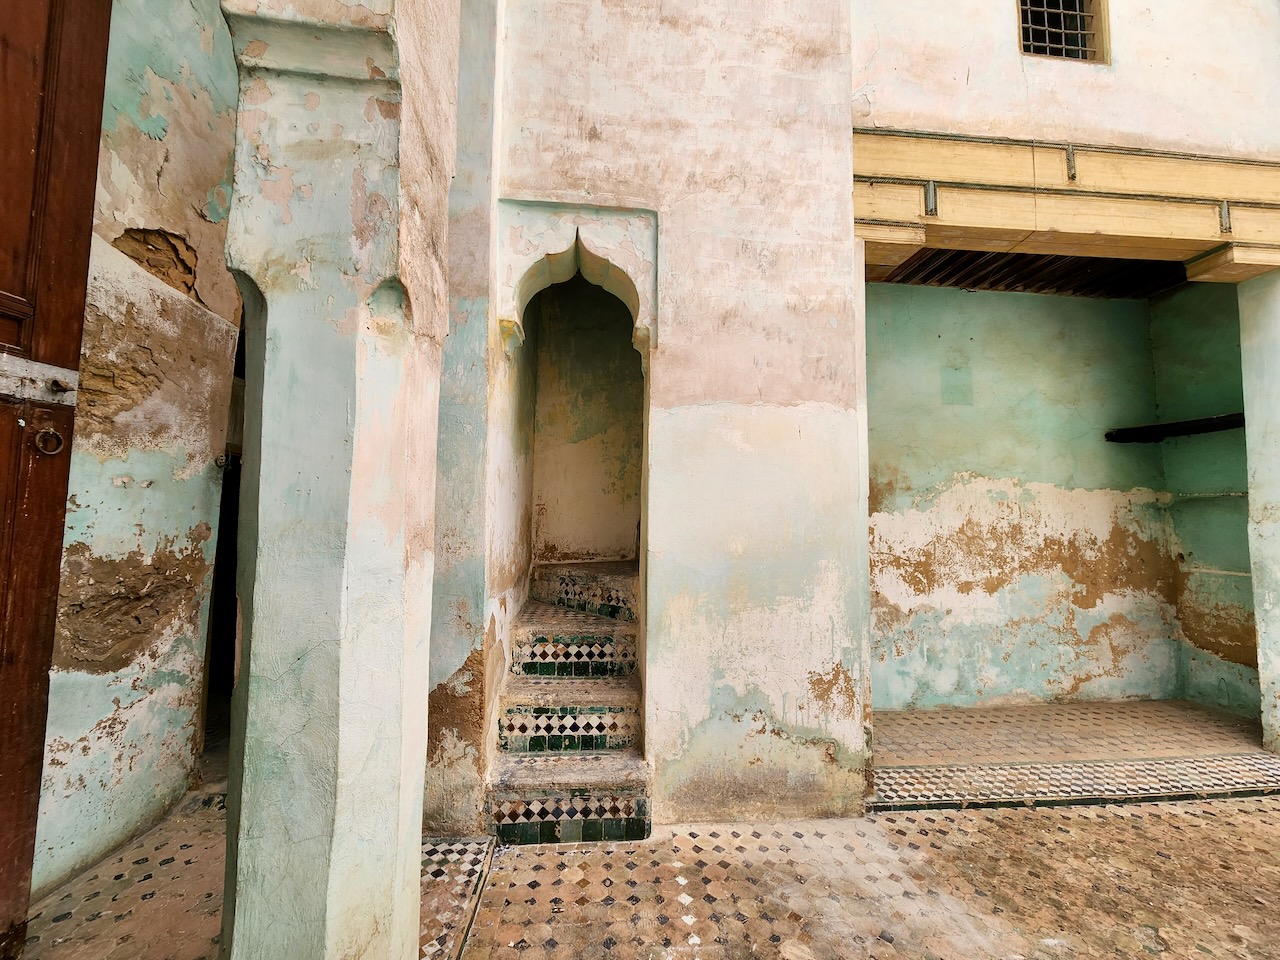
[
  {"xmin": 498, "ymin": 675, "xmax": 641, "ymax": 753},
  {"xmin": 487, "ymin": 750, "xmax": 652, "ymax": 845},
  {"xmin": 530, "ymin": 560, "xmax": 639, "ymax": 622},
  {"xmin": 870, "ymin": 753, "xmax": 1280, "ymax": 811},
  {"xmin": 511, "ymin": 600, "xmax": 638, "ymax": 676}
]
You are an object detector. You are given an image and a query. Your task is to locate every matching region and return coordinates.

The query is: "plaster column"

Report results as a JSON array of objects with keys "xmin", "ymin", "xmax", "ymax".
[
  {"xmin": 217, "ymin": 3, "xmax": 456, "ymax": 956},
  {"xmin": 1240, "ymin": 271, "xmax": 1280, "ymax": 752}
]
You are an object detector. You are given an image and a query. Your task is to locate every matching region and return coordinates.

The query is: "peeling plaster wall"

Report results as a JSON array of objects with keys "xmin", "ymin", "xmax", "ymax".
[
  {"xmin": 423, "ymin": 0, "xmax": 501, "ymax": 835},
  {"xmin": 94, "ymin": 0, "xmax": 240, "ymax": 319},
  {"xmin": 530, "ymin": 275, "xmax": 643, "ymax": 563},
  {"xmin": 33, "ymin": 241, "xmax": 236, "ymax": 896},
  {"xmin": 853, "ymin": 0, "xmax": 1280, "ymax": 159},
  {"xmin": 867, "ymin": 285, "xmax": 1180, "ymax": 710},
  {"xmin": 500, "ymin": 0, "xmax": 868, "ymax": 821},
  {"xmin": 31, "ymin": 0, "xmax": 240, "ymax": 897},
  {"xmin": 1152, "ymin": 284, "xmax": 1259, "ymax": 716}
]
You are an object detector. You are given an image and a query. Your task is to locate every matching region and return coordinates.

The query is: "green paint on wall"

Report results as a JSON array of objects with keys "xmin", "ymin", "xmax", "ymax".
[
  {"xmin": 101, "ymin": 0, "xmax": 238, "ymax": 137},
  {"xmin": 866, "ymin": 284, "xmax": 1163, "ymax": 514},
  {"xmin": 1151, "ymin": 283, "xmax": 1258, "ymax": 708},
  {"xmin": 867, "ymin": 284, "xmax": 1180, "ymax": 710}
]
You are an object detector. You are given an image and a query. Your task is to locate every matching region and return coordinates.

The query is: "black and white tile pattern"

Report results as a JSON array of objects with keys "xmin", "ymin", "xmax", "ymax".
[
  {"xmin": 873, "ymin": 752, "xmax": 1280, "ymax": 809},
  {"xmin": 420, "ymin": 839, "xmax": 495, "ymax": 960},
  {"xmin": 499, "ymin": 706, "xmax": 638, "ymax": 752},
  {"xmin": 530, "ymin": 562, "xmax": 639, "ymax": 622}
]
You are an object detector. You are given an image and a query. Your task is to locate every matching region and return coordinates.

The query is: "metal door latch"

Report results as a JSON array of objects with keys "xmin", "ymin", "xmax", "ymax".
[{"xmin": 33, "ymin": 427, "xmax": 66, "ymax": 455}]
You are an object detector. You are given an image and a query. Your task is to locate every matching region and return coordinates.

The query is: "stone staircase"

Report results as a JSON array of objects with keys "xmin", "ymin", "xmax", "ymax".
[{"xmin": 487, "ymin": 561, "xmax": 651, "ymax": 845}]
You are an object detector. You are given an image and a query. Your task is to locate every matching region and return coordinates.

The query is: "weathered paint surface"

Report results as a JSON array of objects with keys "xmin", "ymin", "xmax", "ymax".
[
  {"xmin": 867, "ymin": 285, "xmax": 1180, "ymax": 709},
  {"xmin": 95, "ymin": 0, "xmax": 241, "ymax": 320},
  {"xmin": 423, "ymin": 0, "xmax": 502, "ymax": 835},
  {"xmin": 530, "ymin": 275, "xmax": 644, "ymax": 562},
  {"xmin": 498, "ymin": 0, "xmax": 868, "ymax": 820},
  {"xmin": 1150, "ymin": 284, "xmax": 1259, "ymax": 716},
  {"xmin": 1239, "ymin": 272, "xmax": 1280, "ymax": 751},
  {"xmin": 31, "ymin": 0, "xmax": 241, "ymax": 898},
  {"xmin": 217, "ymin": 0, "xmax": 457, "ymax": 954},
  {"xmin": 648, "ymin": 404, "xmax": 868, "ymax": 819},
  {"xmin": 853, "ymin": 0, "xmax": 1280, "ymax": 159}
]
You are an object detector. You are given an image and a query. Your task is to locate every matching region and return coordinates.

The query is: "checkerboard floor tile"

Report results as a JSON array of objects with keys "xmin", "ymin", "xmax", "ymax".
[
  {"xmin": 421, "ymin": 840, "xmax": 496, "ymax": 960},
  {"xmin": 460, "ymin": 796, "xmax": 1280, "ymax": 959},
  {"xmin": 25, "ymin": 783, "xmax": 494, "ymax": 960},
  {"xmin": 872, "ymin": 700, "xmax": 1277, "ymax": 809}
]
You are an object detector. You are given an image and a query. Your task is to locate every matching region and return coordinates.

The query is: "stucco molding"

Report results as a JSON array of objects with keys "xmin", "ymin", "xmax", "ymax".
[
  {"xmin": 495, "ymin": 200, "xmax": 658, "ymax": 354},
  {"xmin": 221, "ymin": 2, "xmax": 396, "ymax": 83},
  {"xmin": 221, "ymin": 6, "xmax": 403, "ymax": 303}
]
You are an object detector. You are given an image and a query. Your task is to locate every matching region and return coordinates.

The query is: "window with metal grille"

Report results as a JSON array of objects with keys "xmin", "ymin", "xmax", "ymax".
[{"xmin": 1020, "ymin": 0, "xmax": 1106, "ymax": 61}]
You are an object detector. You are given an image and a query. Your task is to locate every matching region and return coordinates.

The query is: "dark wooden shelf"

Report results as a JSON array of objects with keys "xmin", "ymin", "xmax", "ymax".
[{"xmin": 1104, "ymin": 412, "xmax": 1244, "ymax": 444}]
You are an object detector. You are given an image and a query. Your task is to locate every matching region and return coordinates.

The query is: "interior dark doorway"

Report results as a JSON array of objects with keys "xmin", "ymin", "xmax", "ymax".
[{"xmin": 199, "ymin": 327, "xmax": 245, "ymax": 786}]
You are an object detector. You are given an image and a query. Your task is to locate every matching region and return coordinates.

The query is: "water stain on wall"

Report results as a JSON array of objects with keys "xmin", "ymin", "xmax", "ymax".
[
  {"xmin": 874, "ymin": 509, "xmax": 1175, "ymax": 610},
  {"xmin": 54, "ymin": 524, "xmax": 212, "ymax": 674}
]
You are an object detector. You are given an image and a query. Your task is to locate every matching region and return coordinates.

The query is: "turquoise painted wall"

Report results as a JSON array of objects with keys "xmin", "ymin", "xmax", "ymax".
[
  {"xmin": 422, "ymin": 0, "xmax": 500, "ymax": 834},
  {"xmin": 1150, "ymin": 283, "xmax": 1259, "ymax": 716},
  {"xmin": 867, "ymin": 284, "xmax": 1179, "ymax": 710},
  {"xmin": 31, "ymin": 0, "xmax": 239, "ymax": 896}
]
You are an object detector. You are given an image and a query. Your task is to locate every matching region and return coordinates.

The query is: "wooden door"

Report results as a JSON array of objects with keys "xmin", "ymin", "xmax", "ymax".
[{"xmin": 0, "ymin": 2, "xmax": 112, "ymax": 955}]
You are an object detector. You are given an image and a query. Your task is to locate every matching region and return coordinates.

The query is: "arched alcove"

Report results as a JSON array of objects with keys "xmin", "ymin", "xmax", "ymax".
[
  {"xmin": 496, "ymin": 202, "xmax": 658, "ymax": 359},
  {"xmin": 524, "ymin": 270, "xmax": 644, "ymax": 562}
]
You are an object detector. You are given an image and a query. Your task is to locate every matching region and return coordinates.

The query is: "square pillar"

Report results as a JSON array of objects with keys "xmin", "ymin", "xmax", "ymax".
[
  {"xmin": 1239, "ymin": 270, "xmax": 1280, "ymax": 751},
  {"xmin": 216, "ymin": 4, "xmax": 456, "ymax": 956}
]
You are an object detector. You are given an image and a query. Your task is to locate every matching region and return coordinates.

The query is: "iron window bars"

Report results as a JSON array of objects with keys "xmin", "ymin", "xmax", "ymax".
[{"xmin": 1020, "ymin": 0, "xmax": 1104, "ymax": 61}]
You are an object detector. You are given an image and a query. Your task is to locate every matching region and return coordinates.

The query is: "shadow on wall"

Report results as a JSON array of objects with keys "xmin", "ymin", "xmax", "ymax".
[{"xmin": 525, "ymin": 272, "xmax": 644, "ymax": 564}]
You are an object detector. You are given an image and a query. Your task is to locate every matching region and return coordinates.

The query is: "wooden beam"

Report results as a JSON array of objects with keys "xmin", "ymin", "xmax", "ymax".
[
  {"xmin": 855, "ymin": 134, "xmax": 1039, "ymax": 188},
  {"xmin": 1186, "ymin": 244, "xmax": 1280, "ymax": 283},
  {"xmin": 852, "ymin": 129, "xmax": 1280, "ymax": 273},
  {"xmin": 854, "ymin": 129, "xmax": 1280, "ymax": 205},
  {"xmin": 856, "ymin": 222, "xmax": 925, "ymax": 271},
  {"xmin": 853, "ymin": 181, "xmax": 923, "ymax": 223}
]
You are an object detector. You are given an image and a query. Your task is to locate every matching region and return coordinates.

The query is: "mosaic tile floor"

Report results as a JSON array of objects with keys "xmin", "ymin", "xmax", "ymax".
[
  {"xmin": 25, "ymin": 786, "xmax": 494, "ymax": 960},
  {"xmin": 24, "ymin": 789, "xmax": 228, "ymax": 960},
  {"xmin": 25, "ymin": 701, "xmax": 1280, "ymax": 959},
  {"xmin": 529, "ymin": 561, "xmax": 639, "ymax": 622},
  {"xmin": 462, "ymin": 796, "xmax": 1280, "ymax": 960},
  {"xmin": 421, "ymin": 840, "xmax": 496, "ymax": 960},
  {"xmin": 26, "ymin": 788, "xmax": 1280, "ymax": 959},
  {"xmin": 872, "ymin": 699, "xmax": 1280, "ymax": 809}
]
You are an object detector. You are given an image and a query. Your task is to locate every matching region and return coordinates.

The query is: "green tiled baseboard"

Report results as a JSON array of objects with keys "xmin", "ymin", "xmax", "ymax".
[
  {"xmin": 500, "ymin": 704, "xmax": 638, "ymax": 753},
  {"xmin": 496, "ymin": 816, "xmax": 650, "ymax": 845},
  {"xmin": 521, "ymin": 660, "xmax": 633, "ymax": 677}
]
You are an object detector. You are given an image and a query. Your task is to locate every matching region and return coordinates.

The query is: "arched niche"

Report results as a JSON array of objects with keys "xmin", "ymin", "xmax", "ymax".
[{"xmin": 496, "ymin": 201, "xmax": 657, "ymax": 357}]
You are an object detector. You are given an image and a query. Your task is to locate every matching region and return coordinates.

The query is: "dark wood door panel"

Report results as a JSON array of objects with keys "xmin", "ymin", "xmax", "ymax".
[
  {"xmin": 0, "ymin": 1, "xmax": 49, "ymax": 311},
  {"xmin": 1, "ymin": 0, "xmax": 111, "ymax": 367},
  {"xmin": 0, "ymin": 402, "xmax": 75, "ymax": 959},
  {"xmin": 1, "ymin": 1, "xmax": 111, "ymax": 955}
]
